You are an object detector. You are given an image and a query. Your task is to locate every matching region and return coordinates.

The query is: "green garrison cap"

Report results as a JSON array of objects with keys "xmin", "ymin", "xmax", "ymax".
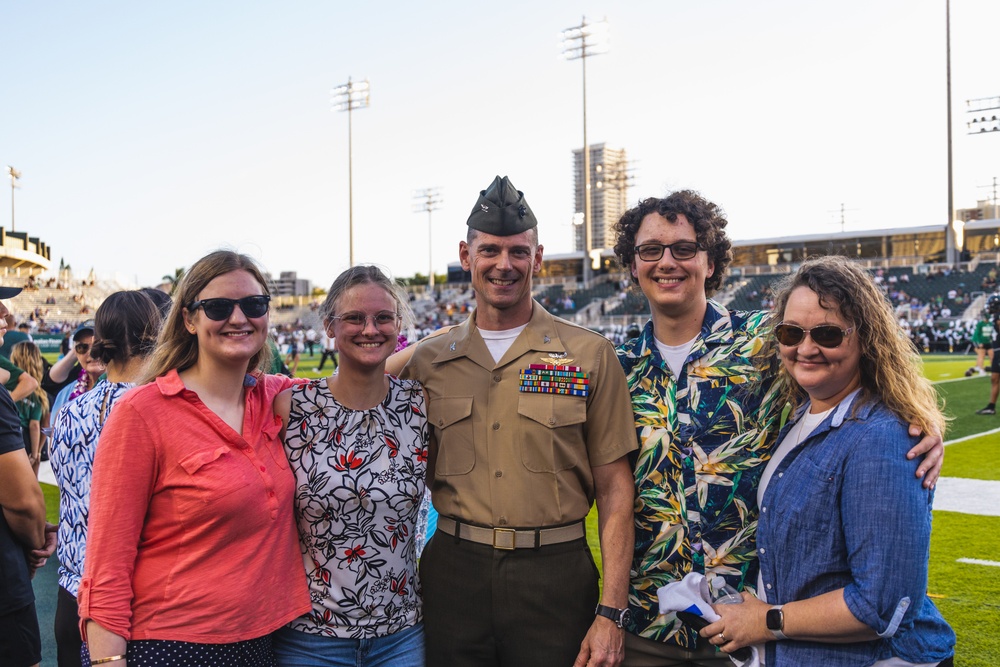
[{"xmin": 466, "ymin": 175, "xmax": 538, "ymax": 236}]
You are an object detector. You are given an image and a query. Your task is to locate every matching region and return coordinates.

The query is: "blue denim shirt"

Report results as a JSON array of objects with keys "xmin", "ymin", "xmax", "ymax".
[{"xmin": 758, "ymin": 392, "xmax": 955, "ymax": 666}]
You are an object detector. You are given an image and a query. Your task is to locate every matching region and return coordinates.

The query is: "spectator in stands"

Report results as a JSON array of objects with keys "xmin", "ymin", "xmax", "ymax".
[
  {"xmin": 704, "ymin": 255, "xmax": 955, "ymax": 666},
  {"xmin": 79, "ymin": 250, "xmax": 309, "ymax": 665},
  {"xmin": 0, "ymin": 284, "xmax": 48, "ymax": 667},
  {"xmin": 49, "ymin": 290, "xmax": 162, "ymax": 667},
  {"xmin": 611, "ymin": 190, "xmax": 945, "ymax": 664},
  {"xmin": 9, "ymin": 343, "xmax": 48, "ymax": 477}
]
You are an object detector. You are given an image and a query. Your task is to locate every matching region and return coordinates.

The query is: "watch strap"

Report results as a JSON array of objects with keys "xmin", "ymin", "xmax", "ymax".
[
  {"xmin": 767, "ymin": 605, "xmax": 788, "ymax": 640},
  {"xmin": 595, "ymin": 603, "xmax": 628, "ymax": 628}
]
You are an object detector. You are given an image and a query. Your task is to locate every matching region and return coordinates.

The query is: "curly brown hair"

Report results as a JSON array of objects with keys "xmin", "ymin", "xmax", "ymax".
[{"xmin": 613, "ymin": 190, "xmax": 732, "ymax": 295}]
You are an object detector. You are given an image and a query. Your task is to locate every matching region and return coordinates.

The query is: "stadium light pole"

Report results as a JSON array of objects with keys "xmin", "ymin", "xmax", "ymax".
[
  {"xmin": 561, "ymin": 16, "xmax": 609, "ymax": 286},
  {"xmin": 331, "ymin": 77, "xmax": 371, "ymax": 267},
  {"xmin": 413, "ymin": 188, "xmax": 443, "ymax": 289},
  {"xmin": 6, "ymin": 166, "xmax": 20, "ymax": 233}
]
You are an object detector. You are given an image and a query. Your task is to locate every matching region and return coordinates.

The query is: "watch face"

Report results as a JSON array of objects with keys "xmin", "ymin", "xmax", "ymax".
[
  {"xmin": 619, "ymin": 608, "xmax": 632, "ymax": 627},
  {"xmin": 766, "ymin": 608, "xmax": 783, "ymax": 631}
]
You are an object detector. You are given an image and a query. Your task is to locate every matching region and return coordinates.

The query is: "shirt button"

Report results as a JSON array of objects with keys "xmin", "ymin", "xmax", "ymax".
[
  {"xmin": 438, "ymin": 418, "xmax": 444, "ymax": 426},
  {"xmin": 492, "ymin": 422, "xmax": 500, "ymax": 430},
  {"xmin": 548, "ymin": 417, "xmax": 556, "ymax": 425},
  {"xmin": 260, "ymin": 466, "xmax": 266, "ymax": 472},
  {"xmin": 759, "ymin": 548, "xmax": 766, "ymax": 554},
  {"xmin": 269, "ymin": 491, "xmax": 275, "ymax": 498},
  {"xmin": 493, "ymin": 374, "xmax": 502, "ymax": 382},
  {"xmin": 766, "ymin": 584, "xmax": 772, "ymax": 590},
  {"xmin": 498, "ymin": 517, "xmax": 507, "ymax": 525},
  {"xmin": 761, "ymin": 506, "xmax": 767, "ymax": 513},
  {"xmin": 495, "ymin": 470, "xmax": 503, "ymax": 478},
  {"xmin": 778, "ymin": 472, "xmax": 783, "ymax": 478}
]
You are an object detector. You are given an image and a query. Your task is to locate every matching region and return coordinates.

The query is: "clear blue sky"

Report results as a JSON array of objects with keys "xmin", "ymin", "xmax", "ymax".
[{"xmin": 2, "ymin": 0, "xmax": 997, "ymax": 288}]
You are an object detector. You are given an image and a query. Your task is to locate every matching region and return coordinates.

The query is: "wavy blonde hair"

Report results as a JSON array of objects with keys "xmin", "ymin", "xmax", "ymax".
[
  {"xmin": 11, "ymin": 341, "xmax": 49, "ymax": 417},
  {"xmin": 767, "ymin": 255, "xmax": 945, "ymax": 436},
  {"xmin": 142, "ymin": 251, "xmax": 272, "ymax": 383}
]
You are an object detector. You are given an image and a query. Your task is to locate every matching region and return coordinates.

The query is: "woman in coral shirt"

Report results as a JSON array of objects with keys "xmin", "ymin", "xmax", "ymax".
[{"xmin": 80, "ymin": 251, "xmax": 309, "ymax": 666}]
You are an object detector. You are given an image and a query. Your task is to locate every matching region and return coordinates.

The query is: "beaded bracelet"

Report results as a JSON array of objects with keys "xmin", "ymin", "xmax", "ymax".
[{"xmin": 91, "ymin": 655, "xmax": 126, "ymax": 665}]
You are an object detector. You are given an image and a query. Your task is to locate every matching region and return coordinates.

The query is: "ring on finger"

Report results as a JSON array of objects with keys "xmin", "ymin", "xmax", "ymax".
[{"xmin": 718, "ymin": 632, "xmax": 727, "ymax": 642}]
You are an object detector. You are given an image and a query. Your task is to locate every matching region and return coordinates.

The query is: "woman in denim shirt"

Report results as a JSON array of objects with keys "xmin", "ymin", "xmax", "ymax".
[{"xmin": 703, "ymin": 256, "xmax": 955, "ymax": 666}]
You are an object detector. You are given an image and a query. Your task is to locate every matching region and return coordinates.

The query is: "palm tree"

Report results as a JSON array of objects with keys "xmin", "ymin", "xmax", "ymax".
[{"xmin": 162, "ymin": 267, "xmax": 186, "ymax": 295}]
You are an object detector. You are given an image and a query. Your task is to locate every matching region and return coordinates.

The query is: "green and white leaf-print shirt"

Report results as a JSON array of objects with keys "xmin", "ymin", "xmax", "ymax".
[{"xmin": 616, "ymin": 300, "xmax": 785, "ymax": 648}]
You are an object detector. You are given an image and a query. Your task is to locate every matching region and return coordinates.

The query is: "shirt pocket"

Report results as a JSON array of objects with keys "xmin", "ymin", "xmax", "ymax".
[
  {"xmin": 427, "ymin": 396, "xmax": 475, "ymax": 476},
  {"xmin": 517, "ymin": 394, "xmax": 587, "ymax": 473},
  {"xmin": 178, "ymin": 446, "xmax": 252, "ymax": 504},
  {"xmin": 772, "ymin": 455, "xmax": 839, "ymax": 565}
]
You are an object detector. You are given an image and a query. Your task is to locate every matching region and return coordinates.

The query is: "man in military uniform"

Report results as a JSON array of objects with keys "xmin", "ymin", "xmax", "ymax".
[{"xmin": 397, "ymin": 176, "xmax": 637, "ymax": 667}]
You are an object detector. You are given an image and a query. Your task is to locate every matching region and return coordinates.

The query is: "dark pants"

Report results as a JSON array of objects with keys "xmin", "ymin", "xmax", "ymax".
[
  {"xmin": 55, "ymin": 586, "xmax": 82, "ymax": 667},
  {"xmin": 0, "ymin": 601, "xmax": 41, "ymax": 667},
  {"xmin": 317, "ymin": 350, "xmax": 337, "ymax": 371},
  {"xmin": 420, "ymin": 532, "xmax": 599, "ymax": 667}
]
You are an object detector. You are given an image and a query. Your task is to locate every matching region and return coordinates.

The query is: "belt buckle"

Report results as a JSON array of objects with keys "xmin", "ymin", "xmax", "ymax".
[{"xmin": 492, "ymin": 528, "xmax": 516, "ymax": 550}]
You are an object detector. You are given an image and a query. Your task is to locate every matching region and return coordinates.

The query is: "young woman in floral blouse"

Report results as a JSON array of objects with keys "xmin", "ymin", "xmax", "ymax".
[{"xmin": 273, "ymin": 265, "xmax": 428, "ymax": 667}]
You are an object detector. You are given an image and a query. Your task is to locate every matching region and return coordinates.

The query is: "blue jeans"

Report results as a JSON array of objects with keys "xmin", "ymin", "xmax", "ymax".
[{"xmin": 272, "ymin": 623, "xmax": 424, "ymax": 667}]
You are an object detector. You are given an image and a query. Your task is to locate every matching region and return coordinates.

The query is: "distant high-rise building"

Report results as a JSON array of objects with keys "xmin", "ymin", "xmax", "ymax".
[{"xmin": 572, "ymin": 143, "xmax": 630, "ymax": 253}]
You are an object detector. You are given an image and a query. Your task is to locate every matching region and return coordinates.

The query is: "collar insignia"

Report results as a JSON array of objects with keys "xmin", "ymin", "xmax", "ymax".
[
  {"xmin": 543, "ymin": 335, "xmax": 550, "ymax": 343},
  {"xmin": 450, "ymin": 341, "xmax": 457, "ymax": 351}
]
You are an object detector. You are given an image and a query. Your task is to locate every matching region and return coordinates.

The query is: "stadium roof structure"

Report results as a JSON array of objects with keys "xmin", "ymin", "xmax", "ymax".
[
  {"xmin": 730, "ymin": 223, "xmax": 949, "ymax": 248},
  {"xmin": 0, "ymin": 228, "xmax": 52, "ymax": 273}
]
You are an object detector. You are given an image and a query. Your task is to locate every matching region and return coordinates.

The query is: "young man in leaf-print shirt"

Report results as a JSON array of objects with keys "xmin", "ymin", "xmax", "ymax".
[{"xmin": 611, "ymin": 190, "xmax": 946, "ymax": 666}]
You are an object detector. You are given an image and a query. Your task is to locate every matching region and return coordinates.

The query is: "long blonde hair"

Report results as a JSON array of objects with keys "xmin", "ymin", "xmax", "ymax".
[
  {"xmin": 11, "ymin": 341, "xmax": 49, "ymax": 417},
  {"xmin": 142, "ymin": 251, "xmax": 272, "ymax": 383},
  {"xmin": 767, "ymin": 255, "xmax": 946, "ymax": 436}
]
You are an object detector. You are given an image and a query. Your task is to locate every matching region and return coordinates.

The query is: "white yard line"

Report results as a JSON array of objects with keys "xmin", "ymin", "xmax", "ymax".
[
  {"xmin": 956, "ymin": 558, "xmax": 1000, "ymax": 567},
  {"xmin": 934, "ymin": 477, "xmax": 1000, "ymax": 516}
]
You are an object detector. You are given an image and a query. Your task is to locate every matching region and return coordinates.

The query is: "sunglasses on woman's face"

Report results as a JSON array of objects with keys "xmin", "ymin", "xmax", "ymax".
[
  {"xmin": 774, "ymin": 323, "xmax": 854, "ymax": 348},
  {"xmin": 187, "ymin": 295, "xmax": 271, "ymax": 321},
  {"xmin": 74, "ymin": 343, "xmax": 91, "ymax": 355}
]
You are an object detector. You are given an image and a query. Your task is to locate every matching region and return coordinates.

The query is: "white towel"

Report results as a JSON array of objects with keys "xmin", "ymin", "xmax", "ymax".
[{"xmin": 657, "ymin": 572, "xmax": 763, "ymax": 667}]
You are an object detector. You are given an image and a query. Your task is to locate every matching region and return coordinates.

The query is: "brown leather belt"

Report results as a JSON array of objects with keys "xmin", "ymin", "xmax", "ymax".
[{"xmin": 436, "ymin": 516, "xmax": 585, "ymax": 550}]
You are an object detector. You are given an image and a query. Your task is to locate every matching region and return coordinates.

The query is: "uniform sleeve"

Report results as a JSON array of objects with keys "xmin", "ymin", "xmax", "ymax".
[
  {"xmin": 840, "ymin": 419, "xmax": 932, "ymax": 637},
  {"xmin": 77, "ymin": 399, "xmax": 158, "ymax": 641},
  {"xmin": 584, "ymin": 340, "xmax": 638, "ymax": 467}
]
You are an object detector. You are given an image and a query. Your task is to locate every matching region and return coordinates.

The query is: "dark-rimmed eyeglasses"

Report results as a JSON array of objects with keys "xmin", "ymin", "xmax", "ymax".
[
  {"xmin": 634, "ymin": 241, "xmax": 703, "ymax": 262},
  {"xmin": 187, "ymin": 295, "xmax": 271, "ymax": 321},
  {"xmin": 330, "ymin": 311, "xmax": 400, "ymax": 332},
  {"xmin": 74, "ymin": 342, "xmax": 92, "ymax": 355},
  {"xmin": 774, "ymin": 323, "xmax": 854, "ymax": 348}
]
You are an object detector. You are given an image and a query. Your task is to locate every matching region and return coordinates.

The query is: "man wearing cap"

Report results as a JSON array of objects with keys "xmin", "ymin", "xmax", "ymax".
[
  {"xmin": 393, "ymin": 176, "xmax": 637, "ymax": 667},
  {"xmin": 0, "ymin": 284, "xmax": 49, "ymax": 667}
]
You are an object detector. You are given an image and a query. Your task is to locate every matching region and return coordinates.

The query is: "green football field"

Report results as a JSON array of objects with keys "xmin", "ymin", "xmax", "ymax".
[{"xmin": 39, "ymin": 352, "xmax": 1000, "ymax": 664}]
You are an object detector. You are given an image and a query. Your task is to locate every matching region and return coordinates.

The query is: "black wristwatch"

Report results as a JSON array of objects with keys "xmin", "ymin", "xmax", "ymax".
[
  {"xmin": 595, "ymin": 603, "xmax": 631, "ymax": 629},
  {"xmin": 766, "ymin": 605, "xmax": 788, "ymax": 640}
]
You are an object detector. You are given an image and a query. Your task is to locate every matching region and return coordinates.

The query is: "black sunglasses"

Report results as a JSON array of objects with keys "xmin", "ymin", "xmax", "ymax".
[
  {"xmin": 634, "ymin": 241, "xmax": 703, "ymax": 262},
  {"xmin": 187, "ymin": 295, "xmax": 271, "ymax": 321},
  {"xmin": 774, "ymin": 323, "xmax": 854, "ymax": 348},
  {"xmin": 74, "ymin": 342, "xmax": 91, "ymax": 355}
]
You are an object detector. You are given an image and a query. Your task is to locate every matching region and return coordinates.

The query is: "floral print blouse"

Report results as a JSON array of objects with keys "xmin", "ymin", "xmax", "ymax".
[{"xmin": 283, "ymin": 376, "xmax": 429, "ymax": 639}]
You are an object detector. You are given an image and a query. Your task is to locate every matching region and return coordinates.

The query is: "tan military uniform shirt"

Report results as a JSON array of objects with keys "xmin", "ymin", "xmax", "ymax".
[{"xmin": 401, "ymin": 301, "xmax": 636, "ymax": 528}]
